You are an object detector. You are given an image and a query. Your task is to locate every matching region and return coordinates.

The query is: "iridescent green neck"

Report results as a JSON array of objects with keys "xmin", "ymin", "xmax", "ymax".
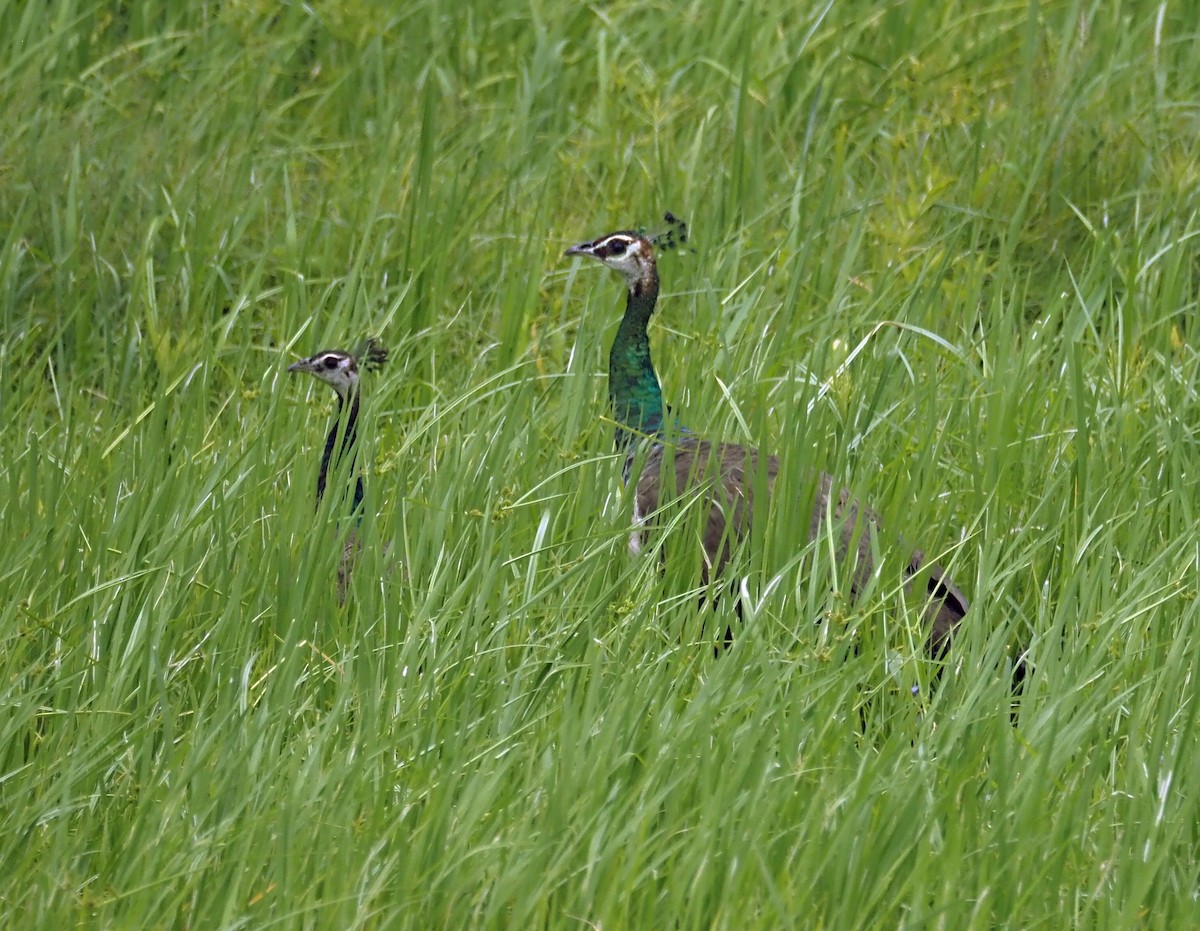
[{"xmin": 608, "ymin": 276, "xmax": 664, "ymax": 449}]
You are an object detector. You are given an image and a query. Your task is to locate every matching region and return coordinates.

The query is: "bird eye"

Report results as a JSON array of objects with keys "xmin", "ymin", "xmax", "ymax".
[
  {"xmin": 323, "ymin": 357, "xmax": 339, "ymax": 370},
  {"xmin": 606, "ymin": 240, "xmax": 627, "ymax": 256}
]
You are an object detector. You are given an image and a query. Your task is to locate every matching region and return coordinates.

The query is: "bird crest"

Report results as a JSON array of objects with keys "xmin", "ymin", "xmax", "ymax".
[
  {"xmin": 640, "ymin": 211, "xmax": 689, "ymax": 253},
  {"xmin": 354, "ymin": 337, "xmax": 389, "ymax": 373}
]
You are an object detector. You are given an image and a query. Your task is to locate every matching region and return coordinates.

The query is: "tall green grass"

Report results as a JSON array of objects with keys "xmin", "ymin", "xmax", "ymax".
[{"xmin": 2, "ymin": 0, "xmax": 1198, "ymax": 926}]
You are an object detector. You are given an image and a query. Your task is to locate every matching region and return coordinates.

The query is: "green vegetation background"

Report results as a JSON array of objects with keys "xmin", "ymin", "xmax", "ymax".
[{"xmin": 2, "ymin": 0, "xmax": 1198, "ymax": 927}]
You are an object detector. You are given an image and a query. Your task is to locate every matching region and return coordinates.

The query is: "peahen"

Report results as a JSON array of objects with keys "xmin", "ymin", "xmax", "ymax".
[
  {"xmin": 564, "ymin": 226, "xmax": 969, "ymax": 658},
  {"xmin": 288, "ymin": 338, "xmax": 388, "ymax": 601}
]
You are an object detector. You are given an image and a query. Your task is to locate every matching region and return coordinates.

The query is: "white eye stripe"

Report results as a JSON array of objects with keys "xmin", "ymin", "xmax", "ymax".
[
  {"xmin": 573, "ymin": 228, "xmax": 653, "ymax": 256},
  {"xmin": 596, "ymin": 236, "xmax": 642, "ymax": 261}
]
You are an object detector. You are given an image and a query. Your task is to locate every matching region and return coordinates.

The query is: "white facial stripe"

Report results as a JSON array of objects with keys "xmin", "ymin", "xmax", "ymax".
[
  {"xmin": 598, "ymin": 234, "xmax": 637, "ymax": 250},
  {"xmin": 306, "ymin": 353, "xmax": 355, "ymax": 377}
]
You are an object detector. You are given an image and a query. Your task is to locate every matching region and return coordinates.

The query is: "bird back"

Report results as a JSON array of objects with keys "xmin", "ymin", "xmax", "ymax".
[{"xmin": 632, "ymin": 437, "xmax": 966, "ymax": 652}]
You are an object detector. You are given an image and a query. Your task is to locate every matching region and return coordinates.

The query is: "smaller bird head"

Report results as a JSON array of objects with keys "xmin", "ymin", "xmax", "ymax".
[
  {"xmin": 288, "ymin": 338, "xmax": 387, "ymax": 401},
  {"xmin": 288, "ymin": 350, "xmax": 360, "ymax": 400},
  {"xmin": 564, "ymin": 232, "xmax": 656, "ymax": 289}
]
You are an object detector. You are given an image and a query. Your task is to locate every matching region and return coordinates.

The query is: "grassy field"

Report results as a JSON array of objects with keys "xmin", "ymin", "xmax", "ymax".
[{"xmin": 2, "ymin": 0, "xmax": 1199, "ymax": 927}]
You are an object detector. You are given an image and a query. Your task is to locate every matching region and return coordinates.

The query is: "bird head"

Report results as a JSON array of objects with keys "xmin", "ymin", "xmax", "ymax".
[
  {"xmin": 288, "ymin": 350, "xmax": 361, "ymax": 401},
  {"xmin": 564, "ymin": 232, "xmax": 656, "ymax": 289},
  {"xmin": 288, "ymin": 338, "xmax": 387, "ymax": 402}
]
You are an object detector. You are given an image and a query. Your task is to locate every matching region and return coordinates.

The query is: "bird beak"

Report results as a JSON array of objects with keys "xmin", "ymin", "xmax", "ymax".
[
  {"xmin": 564, "ymin": 242, "xmax": 595, "ymax": 259},
  {"xmin": 288, "ymin": 358, "xmax": 312, "ymax": 373}
]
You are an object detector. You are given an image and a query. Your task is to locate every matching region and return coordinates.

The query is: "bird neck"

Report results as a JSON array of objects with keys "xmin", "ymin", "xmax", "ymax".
[
  {"xmin": 317, "ymin": 388, "xmax": 365, "ymax": 511},
  {"xmin": 608, "ymin": 273, "xmax": 665, "ymax": 450}
]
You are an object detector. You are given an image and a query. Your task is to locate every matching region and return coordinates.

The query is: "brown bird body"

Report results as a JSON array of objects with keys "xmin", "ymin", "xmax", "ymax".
[{"xmin": 632, "ymin": 437, "xmax": 966, "ymax": 655}]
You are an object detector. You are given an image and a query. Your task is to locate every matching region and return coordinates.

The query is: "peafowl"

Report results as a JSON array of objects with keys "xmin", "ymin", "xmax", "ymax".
[
  {"xmin": 288, "ymin": 338, "xmax": 388, "ymax": 601},
  {"xmin": 564, "ymin": 226, "xmax": 969, "ymax": 658}
]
